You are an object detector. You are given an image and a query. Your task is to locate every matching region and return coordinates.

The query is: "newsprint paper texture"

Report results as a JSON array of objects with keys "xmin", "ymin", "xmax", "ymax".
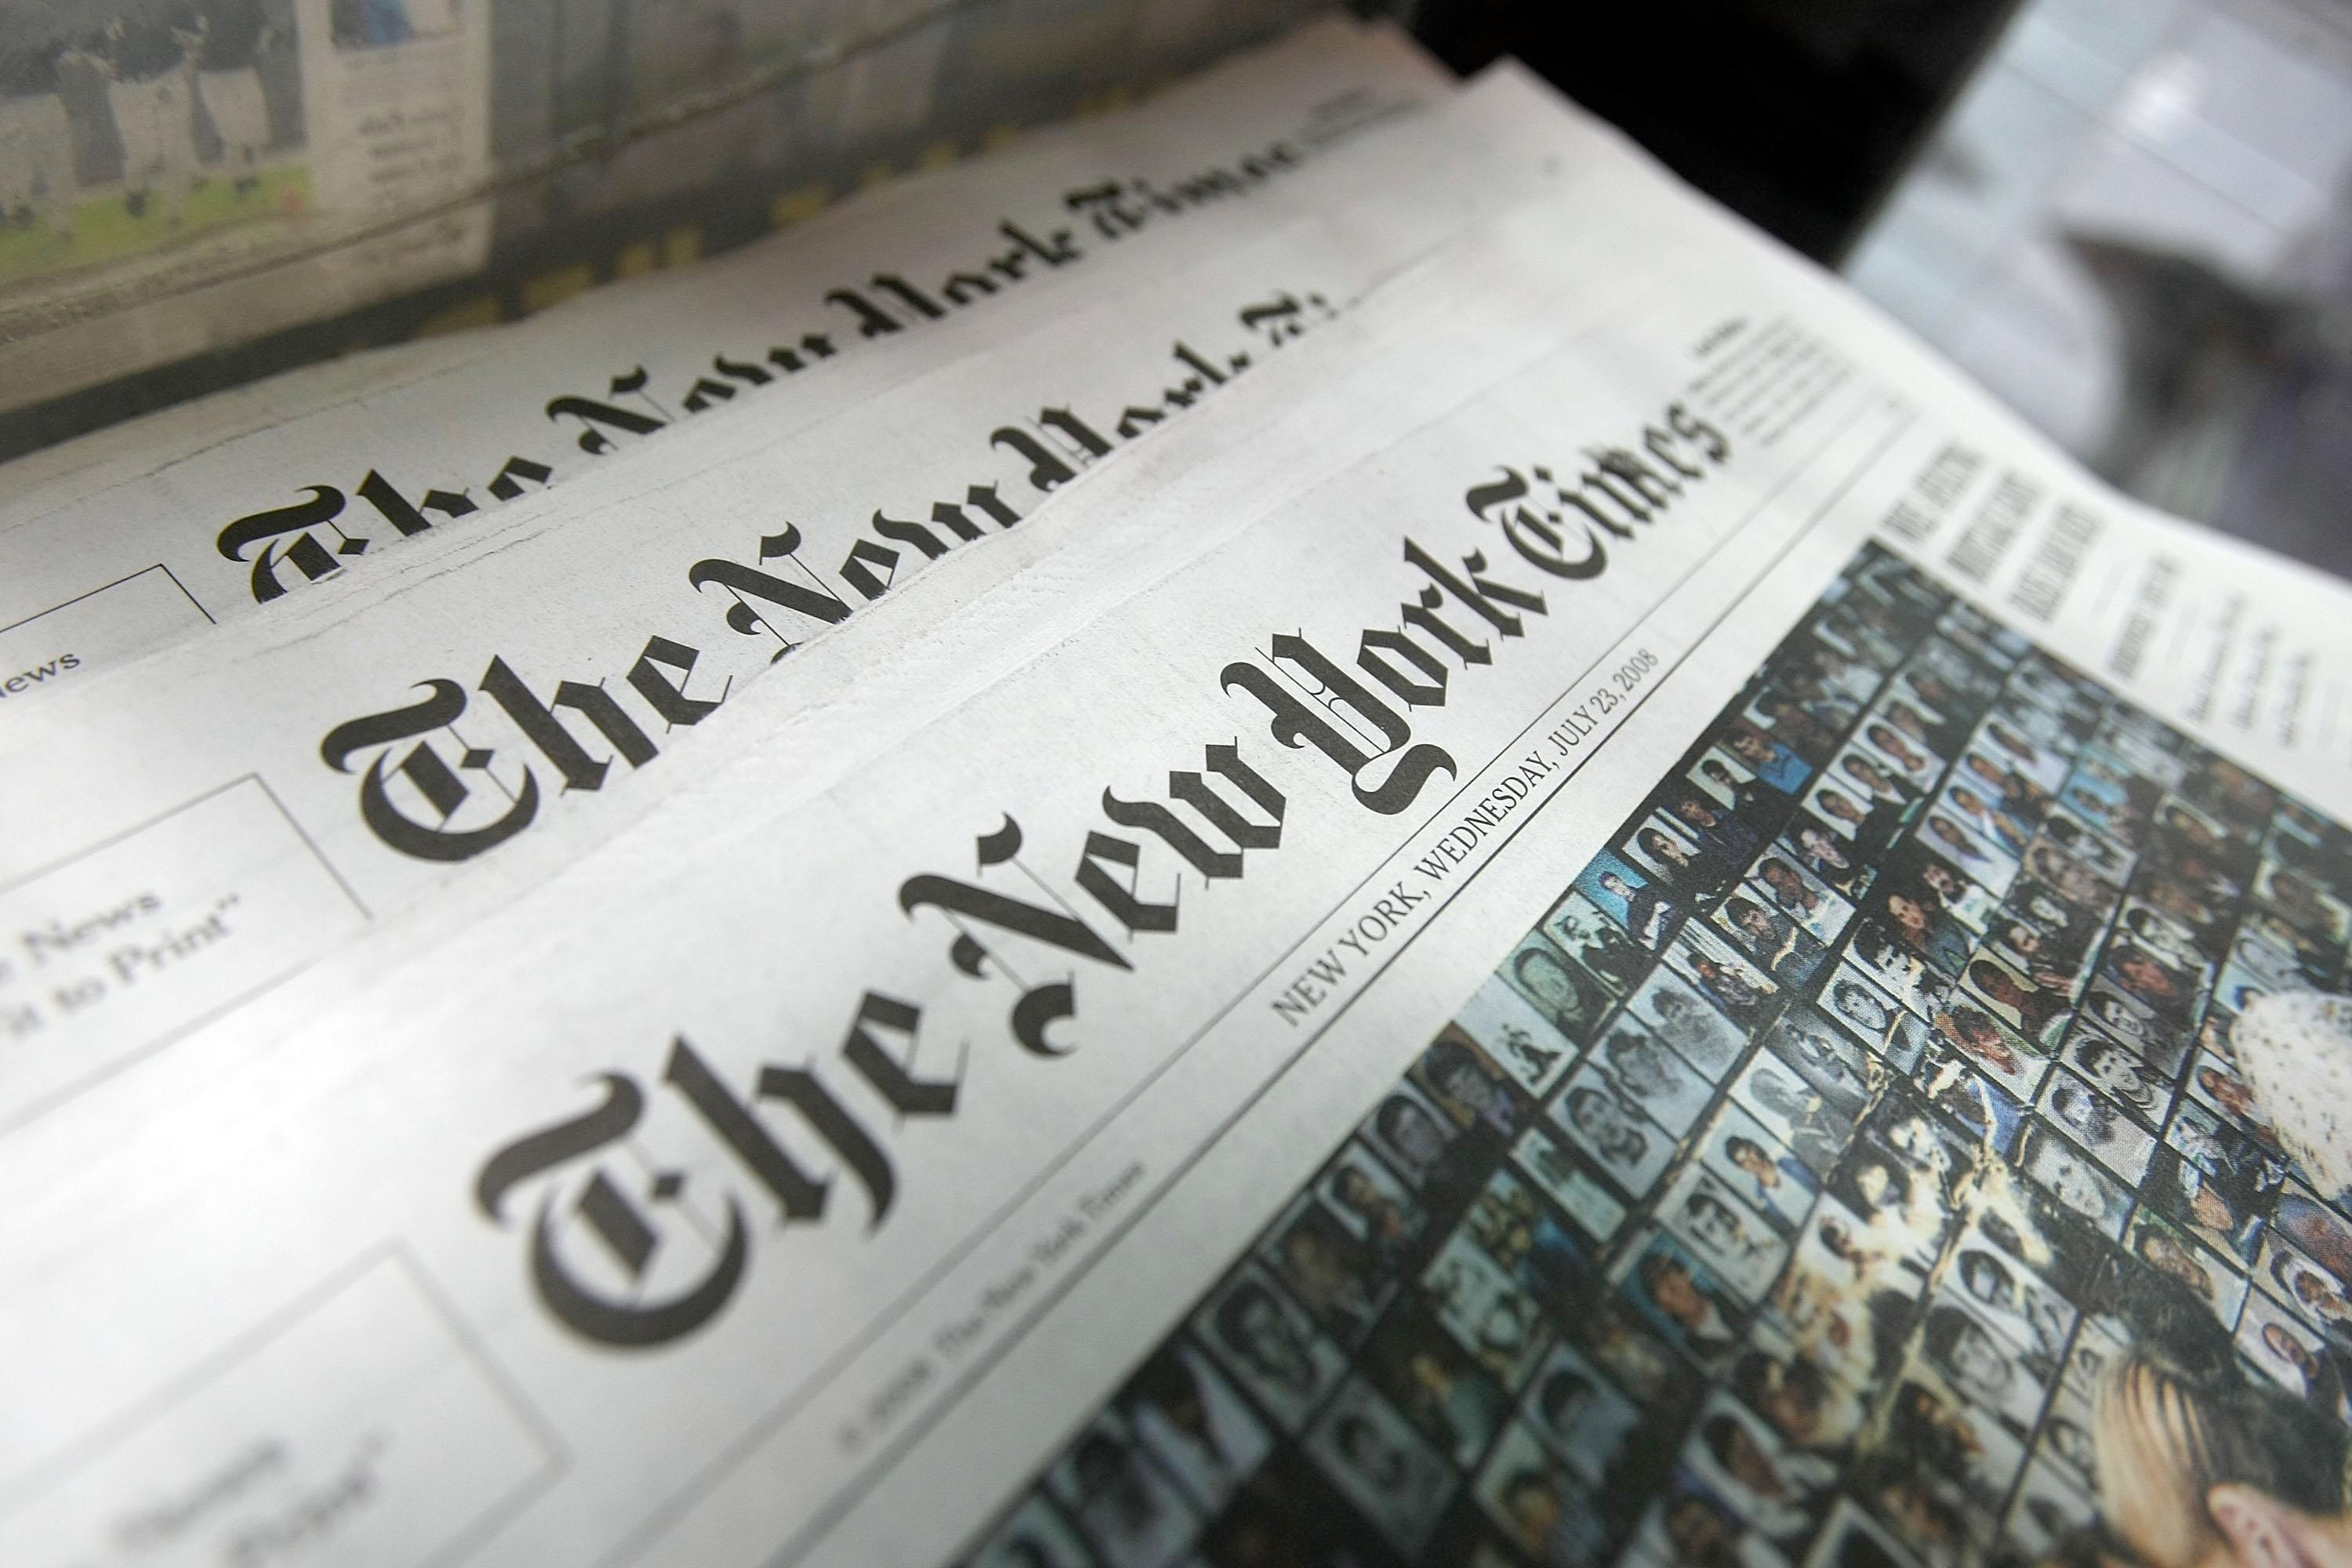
[
  {"xmin": 0, "ymin": 64, "xmax": 1667, "ymax": 1144},
  {"xmin": 9, "ymin": 45, "xmax": 2352, "ymax": 1568}
]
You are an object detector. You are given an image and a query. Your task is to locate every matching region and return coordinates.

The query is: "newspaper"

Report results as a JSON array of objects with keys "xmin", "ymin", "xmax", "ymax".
[
  {"xmin": 0, "ymin": 16, "xmax": 1446, "ymax": 702},
  {"xmin": 11, "ymin": 42, "xmax": 2352, "ymax": 1568},
  {"xmin": 0, "ymin": 62, "xmax": 1661, "ymax": 1142}
]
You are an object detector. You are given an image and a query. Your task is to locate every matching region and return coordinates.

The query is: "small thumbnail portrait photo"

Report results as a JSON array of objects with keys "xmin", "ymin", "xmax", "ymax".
[
  {"xmin": 1730, "ymin": 1048, "xmax": 1853, "ymax": 1178},
  {"xmin": 1475, "ymin": 1419, "xmax": 1607, "ymax": 1567},
  {"xmin": 1914, "ymin": 1297, "xmax": 2046, "ymax": 1434},
  {"xmin": 1357, "ymin": 1082, "xmax": 1459, "ymax": 1190},
  {"xmin": 1047, "ymin": 1410, "xmax": 1201, "ymax": 1567},
  {"xmin": 1618, "ymin": 1225, "xmax": 1747, "ymax": 1367},
  {"xmin": 1511, "ymin": 1125, "xmax": 1630, "ymax": 1245},
  {"xmin": 1422, "ymin": 1231, "xmax": 1548, "ymax": 1386},
  {"xmin": 1698, "ymin": 1100, "xmax": 1820, "ymax": 1232},
  {"xmin": 2124, "ymin": 1210, "xmax": 2248, "ymax": 1326},
  {"xmin": 1822, "ymin": 963, "xmax": 1929, "ymax": 1071},
  {"xmin": 1551, "ymin": 1065, "xmax": 1674, "ymax": 1196},
  {"xmin": 2038, "ymin": 1069, "xmax": 2155, "ymax": 1184},
  {"xmin": 1661, "ymin": 1163, "xmax": 1791, "ymax": 1301},
  {"xmin": 1316, "ymin": 1138, "xmax": 1426, "ymax": 1269},
  {"xmin": 1946, "ymin": 1236, "xmax": 2073, "ymax": 1373},
  {"xmin": 2059, "ymin": 1025, "xmax": 2172, "ymax": 1129},
  {"xmin": 1748, "ymin": 845, "xmax": 1856, "ymax": 942},
  {"xmin": 2237, "ymin": 1287, "xmax": 2350, "ymax": 1408},
  {"xmin": 1116, "ymin": 1342, "xmax": 1272, "ymax": 1514},
  {"xmin": 1683, "ymin": 1392, "xmax": 1838, "ymax": 1544},
  {"xmin": 1538, "ymin": 891, "xmax": 1650, "ymax": 996},
  {"xmin": 1781, "ymin": 811, "xmax": 1873, "ymax": 896},
  {"xmin": 1587, "ymin": 1015, "xmax": 1715, "ymax": 1134},
  {"xmin": 1412, "ymin": 1029, "xmax": 1525, "ymax": 1138},
  {"xmin": 2020, "ymin": 1123, "xmax": 2132, "ymax": 1238},
  {"xmin": 1767, "ymin": 1005, "xmax": 1882, "ymax": 1117},
  {"xmin": 1623, "ymin": 811, "xmax": 1734, "ymax": 894},
  {"xmin": 1627, "ymin": 964, "xmax": 1747, "ymax": 1080},
  {"xmin": 1712, "ymin": 886, "xmax": 1830, "ymax": 989},
  {"xmin": 1500, "ymin": 932, "xmax": 1613, "ymax": 1045},
  {"xmin": 1259, "ymin": 1194, "xmax": 1388, "ymax": 1344},
  {"xmin": 1847, "ymin": 920, "xmax": 1951, "ymax": 1021},
  {"xmin": 1574, "ymin": 850, "xmax": 1682, "ymax": 950},
  {"xmin": 1303, "ymin": 1377, "xmax": 1457, "ymax": 1553},
  {"xmin": 1520, "ymin": 1341, "xmax": 1640, "ymax": 1483},
  {"xmin": 1357, "ymin": 1303, "xmax": 1511, "ymax": 1467},
  {"xmin": 1664, "ymin": 923, "xmax": 1780, "ymax": 1030},
  {"xmin": 1193, "ymin": 1264, "xmax": 1345, "ymax": 1431},
  {"xmin": 2263, "ymin": 1236, "xmax": 2352, "ymax": 1337}
]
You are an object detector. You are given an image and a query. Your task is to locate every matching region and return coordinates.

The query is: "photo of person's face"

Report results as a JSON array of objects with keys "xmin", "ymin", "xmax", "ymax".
[
  {"xmin": 2040, "ymin": 1070, "xmax": 2156, "ymax": 1183},
  {"xmin": 1588, "ymin": 1020, "xmax": 1711, "ymax": 1134},
  {"xmin": 1055, "ymin": 1415, "xmax": 1201, "ymax": 1566},
  {"xmin": 1930, "ymin": 1000, "xmax": 2046, "ymax": 1102},
  {"xmin": 2270, "ymin": 1242, "xmax": 2352, "ymax": 1333},
  {"xmin": 1552, "ymin": 1067, "xmax": 1672, "ymax": 1196},
  {"xmin": 1668, "ymin": 1169, "xmax": 1788, "ymax": 1301},
  {"xmin": 1476, "ymin": 1421, "xmax": 1600, "ymax": 1562},
  {"xmin": 1628, "ymin": 1232, "xmax": 1744, "ymax": 1365},
  {"xmin": 1782, "ymin": 812, "xmax": 1870, "ymax": 895},
  {"xmin": 1192, "ymin": 1269, "xmax": 1347, "ymax": 1444},
  {"xmin": 2065, "ymin": 1033, "xmax": 2166, "ymax": 1123},
  {"xmin": 1510, "ymin": 1127, "xmax": 1628, "ymax": 1246},
  {"xmin": 1503, "ymin": 934, "xmax": 1606, "ymax": 1040},
  {"xmin": 2126, "ymin": 1210, "xmax": 2247, "ymax": 1323},
  {"xmin": 1118, "ymin": 1345, "xmax": 1270, "ymax": 1520},
  {"xmin": 1922, "ymin": 1302, "xmax": 2028, "ymax": 1422},
  {"xmin": 1767, "ymin": 1008, "xmax": 1877, "ymax": 1114},
  {"xmin": 1364, "ymin": 1087, "xmax": 1456, "ymax": 1187},
  {"xmin": 2238, "ymin": 1289, "xmax": 2336, "ymax": 1401},
  {"xmin": 1303, "ymin": 1378, "xmax": 1454, "ymax": 1552},
  {"xmin": 1523, "ymin": 1344, "xmax": 1639, "ymax": 1484},
  {"xmin": 1537, "ymin": 893, "xmax": 1646, "ymax": 1000},
  {"xmin": 2024, "ymin": 1126, "xmax": 2131, "ymax": 1237},
  {"xmin": 1849, "ymin": 921, "xmax": 1951, "ymax": 1019}
]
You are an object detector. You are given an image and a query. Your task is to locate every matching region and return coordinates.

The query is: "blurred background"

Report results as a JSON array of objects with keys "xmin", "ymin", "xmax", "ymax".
[{"xmin": 5, "ymin": 0, "xmax": 2346, "ymax": 579}]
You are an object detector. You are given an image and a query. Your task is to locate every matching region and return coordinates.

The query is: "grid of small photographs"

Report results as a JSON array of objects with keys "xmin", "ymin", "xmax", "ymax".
[{"xmin": 961, "ymin": 543, "xmax": 2352, "ymax": 1568}]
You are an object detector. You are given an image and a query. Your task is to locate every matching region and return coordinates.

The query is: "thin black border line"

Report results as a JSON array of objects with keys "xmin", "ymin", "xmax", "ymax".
[
  {"xmin": 590, "ymin": 383, "xmax": 1908, "ymax": 1568},
  {"xmin": 0, "ymin": 563, "xmax": 212, "ymax": 642},
  {"xmin": 0, "ymin": 1240, "xmax": 565, "ymax": 1563},
  {"xmin": 3, "ymin": 772, "xmax": 260, "ymax": 894},
  {"xmin": 770, "ymin": 397, "xmax": 1918, "ymax": 1568}
]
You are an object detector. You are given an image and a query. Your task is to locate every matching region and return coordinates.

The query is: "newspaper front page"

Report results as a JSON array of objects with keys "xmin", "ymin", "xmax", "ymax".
[
  {"xmin": 7, "ymin": 82, "xmax": 2352, "ymax": 1568},
  {"xmin": 0, "ymin": 18, "xmax": 1446, "ymax": 705},
  {"xmin": 0, "ymin": 66, "xmax": 1668, "ymax": 1143}
]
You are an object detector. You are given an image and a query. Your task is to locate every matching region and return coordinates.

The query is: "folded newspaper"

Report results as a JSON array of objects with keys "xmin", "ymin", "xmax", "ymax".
[{"xmin": 9, "ymin": 21, "xmax": 2352, "ymax": 1568}]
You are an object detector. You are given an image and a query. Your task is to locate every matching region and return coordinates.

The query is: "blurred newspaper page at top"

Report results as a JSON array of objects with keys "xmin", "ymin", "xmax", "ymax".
[
  {"xmin": 0, "ymin": 17, "xmax": 1448, "ymax": 707},
  {"xmin": 0, "ymin": 0, "xmax": 1325, "ymax": 423},
  {"xmin": 9, "ymin": 101, "xmax": 2352, "ymax": 1568},
  {"xmin": 0, "ymin": 0, "xmax": 491, "ymax": 405}
]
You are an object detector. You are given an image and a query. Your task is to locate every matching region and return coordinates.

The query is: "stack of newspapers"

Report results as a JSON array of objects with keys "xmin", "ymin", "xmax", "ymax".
[{"xmin": 11, "ymin": 19, "xmax": 2352, "ymax": 1568}]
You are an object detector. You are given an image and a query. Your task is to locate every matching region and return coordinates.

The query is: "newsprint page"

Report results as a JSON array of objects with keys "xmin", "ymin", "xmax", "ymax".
[{"xmin": 10, "ymin": 38, "xmax": 2352, "ymax": 1568}]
